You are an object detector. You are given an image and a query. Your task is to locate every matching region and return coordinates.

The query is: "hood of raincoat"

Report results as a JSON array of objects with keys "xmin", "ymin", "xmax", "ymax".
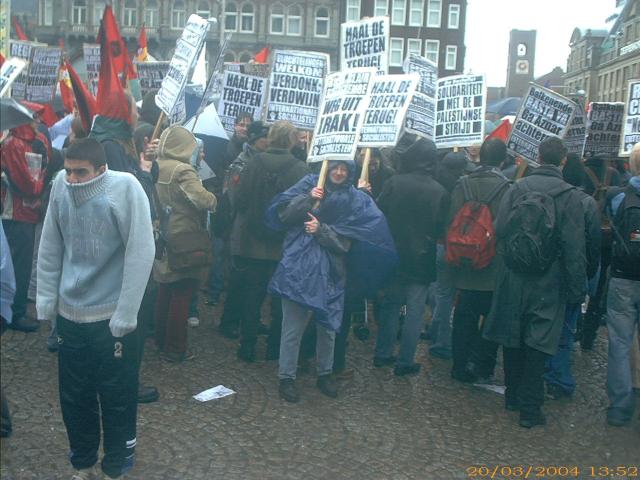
[
  {"xmin": 400, "ymin": 138, "xmax": 438, "ymax": 174},
  {"xmin": 158, "ymin": 125, "xmax": 197, "ymax": 164}
]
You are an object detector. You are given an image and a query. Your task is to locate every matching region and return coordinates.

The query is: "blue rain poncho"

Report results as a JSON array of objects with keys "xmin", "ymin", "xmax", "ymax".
[{"xmin": 266, "ymin": 162, "xmax": 398, "ymax": 331}]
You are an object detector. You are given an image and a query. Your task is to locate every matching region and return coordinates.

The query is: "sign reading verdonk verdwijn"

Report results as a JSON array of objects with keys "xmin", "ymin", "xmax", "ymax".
[
  {"xmin": 308, "ymin": 68, "xmax": 375, "ymax": 162},
  {"xmin": 359, "ymin": 74, "xmax": 419, "ymax": 148},
  {"xmin": 340, "ymin": 17, "xmax": 389, "ymax": 74},
  {"xmin": 435, "ymin": 74, "xmax": 486, "ymax": 149},
  {"xmin": 507, "ymin": 83, "xmax": 576, "ymax": 162},
  {"xmin": 266, "ymin": 50, "xmax": 330, "ymax": 130}
]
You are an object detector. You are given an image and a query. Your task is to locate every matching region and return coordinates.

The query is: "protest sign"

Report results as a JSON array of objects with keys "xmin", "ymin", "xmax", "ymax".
[
  {"xmin": 507, "ymin": 83, "xmax": 576, "ymax": 163},
  {"xmin": 9, "ymin": 40, "xmax": 44, "ymax": 99},
  {"xmin": 266, "ymin": 50, "xmax": 329, "ymax": 130},
  {"xmin": 217, "ymin": 70, "xmax": 267, "ymax": 135},
  {"xmin": 403, "ymin": 53, "xmax": 438, "ymax": 139},
  {"xmin": 308, "ymin": 68, "xmax": 375, "ymax": 163},
  {"xmin": 137, "ymin": 61, "xmax": 170, "ymax": 96},
  {"xmin": 197, "ymin": 32, "xmax": 231, "ymax": 115},
  {"xmin": 620, "ymin": 79, "xmax": 640, "ymax": 156},
  {"xmin": 340, "ymin": 17, "xmax": 389, "ymax": 74},
  {"xmin": 155, "ymin": 14, "xmax": 210, "ymax": 118},
  {"xmin": 0, "ymin": 2, "xmax": 9, "ymax": 58},
  {"xmin": 583, "ymin": 102, "xmax": 624, "ymax": 158},
  {"xmin": 564, "ymin": 100, "xmax": 586, "ymax": 155},
  {"xmin": 83, "ymin": 43, "xmax": 101, "ymax": 97},
  {"xmin": 435, "ymin": 74, "xmax": 486, "ymax": 149},
  {"xmin": 244, "ymin": 63, "xmax": 271, "ymax": 78},
  {"xmin": 359, "ymin": 74, "xmax": 419, "ymax": 147},
  {"xmin": 25, "ymin": 47, "xmax": 62, "ymax": 103},
  {"xmin": 0, "ymin": 57, "xmax": 27, "ymax": 97}
]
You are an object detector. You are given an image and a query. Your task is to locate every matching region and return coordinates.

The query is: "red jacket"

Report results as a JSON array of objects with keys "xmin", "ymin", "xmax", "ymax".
[{"xmin": 1, "ymin": 125, "xmax": 48, "ymax": 224}]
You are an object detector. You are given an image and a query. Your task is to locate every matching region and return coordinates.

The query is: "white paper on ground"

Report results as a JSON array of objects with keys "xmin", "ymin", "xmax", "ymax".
[
  {"xmin": 193, "ymin": 385, "xmax": 236, "ymax": 402},
  {"xmin": 473, "ymin": 384, "xmax": 506, "ymax": 395}
]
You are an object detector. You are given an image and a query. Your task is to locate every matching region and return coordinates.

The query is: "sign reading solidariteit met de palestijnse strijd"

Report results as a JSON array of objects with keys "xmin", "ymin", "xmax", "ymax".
[
  {"xmin": 358, "ymin": 73, "xmax": 419, "ymax": 148},
  {"xmin": 266, "ymin": 50, "xmax": 330, "ymax": 131},
  {"xmin": 308, "ymin": 68, "xmax": 376, "ymax": 163}
]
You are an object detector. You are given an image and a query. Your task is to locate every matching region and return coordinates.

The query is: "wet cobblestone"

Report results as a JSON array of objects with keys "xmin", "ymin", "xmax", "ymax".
[{"xmin": 1, "ymin": 300, "xmax": 638, "ymax": 479}]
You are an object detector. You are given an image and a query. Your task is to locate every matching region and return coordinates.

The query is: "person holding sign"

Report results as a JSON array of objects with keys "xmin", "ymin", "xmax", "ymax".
[{"xmin": 266, "ymin": 161, "xmax": 396, "ymax": 402}]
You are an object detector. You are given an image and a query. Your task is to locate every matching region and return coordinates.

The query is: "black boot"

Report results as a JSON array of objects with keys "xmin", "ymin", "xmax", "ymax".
[
  {"xmin": 279, "ymin": 378, "xmax": 300, "ymax": 403},
  {"xmin": 137, "ymin": 385, "xmax": 159, "ymax": 404},
  {"xmin": 316, "ymin": 374, "xmax": 338, "ymax": 398}
]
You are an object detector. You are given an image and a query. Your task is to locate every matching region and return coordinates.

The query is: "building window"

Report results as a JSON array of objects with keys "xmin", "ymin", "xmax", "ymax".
[
  {"xmin": 448, "ymin": 4, "xmax": 459, "ymax": 29},
  {"xmin": 270, "ymin": 4, "xmax": 284, "ymax": 34},
  {"xmin": 425, "ymin": 39, "xmax": 439, "ymax": 65},
  {"xmin": 409, "ymin": 0, "xmax": 423, "ymax": 26},
  {"xmin": 72, "ymin": 0, "xmax": 87, "ymax": 24},
  {"xmin": 346, "ymin": 0, "xmax": 360, "ymax": 22},
  {"xmin": 391, "ymin": 0, "xmax": 406, "ymax": 25},
  {"xmin": 445, "ymin": 45, "xmax": 457, "ymax": 70},
  {"xmin": 407, "ymin": 38, "xmax": 422, "ymax": 57},
  {"xmin": 315, "ymin": 7, "xmax": 330, "ymax": 37},
  {"xmin": 240, "ymin": 3, "xmax": 254, "ymax": 32},
  {"xmin": 426, "ymin": 0, "xmax": 441, "ymax": 27},
  {"xmin": 171, "ymin": 0, "xmax": 186, "ymax": 29},
  {"xmin": 287, "ymin": 5, "xmax": 302, "ymax": 36},
  {"xmin": 197, "ymin": 0, "xmax": 210, "ymax": 19},
  {"xmin": 224, "ymin": 51, "xmax": 236, "ymax": 62},
  {"xmin": 225, "ymin": 1, "xmax": 238, "ymax": 31},
  {"xmin": 374, "ymin": 0, "xmax": 388, "ymax": 17},
  {"xmin": 390, "ymin": 37, "xmax": 404, "ymax": 66},
  {"xmin": 94, "ymin": 0, "xmax": 105, "ymax": 24},
  {"xmin": 123, "ymin": 0, "xmax": 137, "ymax": 27},
  {"xmin": 40, "ymin": 0, "xmax": 53, "ymax": 25},
  {"xmin": 144, "ymin": 0, "xmax": 158, "ymax": 27}
]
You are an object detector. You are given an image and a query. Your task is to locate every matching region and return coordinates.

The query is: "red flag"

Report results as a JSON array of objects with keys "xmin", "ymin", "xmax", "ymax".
[
  {"xmin": 487, "ymin": 119, "xmax": 512, "ymax": 142},
  {"xmin": 96, "ymin": 6, "xmax": 136, "ymax": 84},
  {"xmin": 137, "ymin": 25, "xmax": 148, "ymax": 62},
  {"xmin": 0, "ymin": 53, "xmax": 5, "ymax": 68},
  {"xmin": 254, "ymin": 46, "xmax": 269, "ymax": 63},
  {"xmin": 21, "ymin": 101, "xmax": 58, "ymax": 128},
  {"xmin": 96, "ymin": 15, "xmax": 130, "ymax": 123},
  {"xmin": 59, "ymin": 64, "xmax": 75, "ymax": 114},
  {"xmin": 66, "ymin": 61, "xmax": 98, "ymax": 131},
  {"xmin": 12, "ymin": 16, "xmax": 28, "ymax": 41}
]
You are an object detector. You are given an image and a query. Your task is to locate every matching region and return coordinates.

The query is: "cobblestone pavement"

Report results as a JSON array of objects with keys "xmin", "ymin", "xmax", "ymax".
[{"xmin": 1, "ymin": 299, "xmax": 638, "ymax": 480}]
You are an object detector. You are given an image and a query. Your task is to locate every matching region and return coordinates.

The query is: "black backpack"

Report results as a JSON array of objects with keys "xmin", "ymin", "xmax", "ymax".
[
  {"xmin": 611, "ymin": 186, "xmax": 640, "ymax": 277},
  {"xmin": 502, "ymin": 181, "xmax": 573, "ymax": 274}
]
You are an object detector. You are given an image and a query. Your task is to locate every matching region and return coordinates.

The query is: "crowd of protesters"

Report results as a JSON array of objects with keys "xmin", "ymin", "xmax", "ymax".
[{"xmin": 1, "ymin": 90, "xmax": 639, "ymax": 479}]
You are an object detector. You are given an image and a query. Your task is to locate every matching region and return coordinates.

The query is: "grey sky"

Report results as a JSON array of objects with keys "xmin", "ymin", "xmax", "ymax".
[{"xmin": 465, "ymin": 0, "xmax": 615, "ymax": 87}]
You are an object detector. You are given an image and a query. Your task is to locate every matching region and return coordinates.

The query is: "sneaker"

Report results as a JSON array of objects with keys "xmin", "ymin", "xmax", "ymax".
[
  {"xmin": 519, "ymin": 414, "xmax": 546, "ymax": 429},
  {"xmin": 70, "ymin": 465, "xmax": 100, "ymax": 480},
  {"xmin": 316, "ymin": 374, "xmax": 338, "ymax": 398},
  {"xmin": 394, "ymin": 363, "xmax": 421, "ymax": 376},
  {"xmin": 8, "ymin": 316, "xmax": 40, "ymax": 333},
  {"xmin": 187, "ymin": 316, "xmax": 200, "ymax": 327},
  {"xmin": 373, "ymin": 355, "xmax": 396, "ymax": 368},
  {"xmin": 279, "ymin": 378, "xmax": 300, "ymax": 403},
  {"xmin": 137, "ymin": 385, "xmax": 159, "ymax": 404}
]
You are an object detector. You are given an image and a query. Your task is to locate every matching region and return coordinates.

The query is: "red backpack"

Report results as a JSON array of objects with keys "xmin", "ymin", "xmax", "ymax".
[{"xmin": 445, "ymin": 176, "xmax": 508, "ymax": 269}]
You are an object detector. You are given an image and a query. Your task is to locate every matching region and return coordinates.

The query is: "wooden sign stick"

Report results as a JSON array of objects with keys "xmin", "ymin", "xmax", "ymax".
[
  {"xmin": 151, "ymin": 111, "xmax": 166, "ymax": 141},
  {"xmin": 314, "ymin": 160, "xmax": 329, "ymax": 209},
  {"xmin": 359, "ymin": 148, "xmax": 372, "ymax": 184}
]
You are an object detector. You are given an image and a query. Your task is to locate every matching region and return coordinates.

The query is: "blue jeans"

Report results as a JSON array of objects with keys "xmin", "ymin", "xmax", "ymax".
[
  {"xmin": 428, "ymin": 244, "xmax": 454, "ymax": 356},
  {"xmin": 207, "ymin": 236, "xmax": 225, "ymax": 299},
  {"xmin": 606, "ymin": 277, "xmax": 640, "ymax": 422},
  {"xmin": 544, "ymin": 303, "xmax": 580, "ymax": 394},
  {"xmin": 375, "ymin": 280, "xmax": 429, "ymax": 367}
]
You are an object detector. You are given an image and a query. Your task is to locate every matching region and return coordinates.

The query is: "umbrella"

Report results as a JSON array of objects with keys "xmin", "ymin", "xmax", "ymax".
[
  {"xmin": 487, "ymin": 97, "xmax": 522, "ymax": 116},
  {"xmin": 0, "ymin": 98, "xmax": 34, "ymax": 131}
]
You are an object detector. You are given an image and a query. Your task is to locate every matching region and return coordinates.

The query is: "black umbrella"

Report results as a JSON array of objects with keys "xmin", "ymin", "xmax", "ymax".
[
  {"xmin": 1, "ymin": 98, "xmax": 34, "ymax": 131},
  {"xmin": 487, "ymin": 97, "xmax": 522, "ymax": 117}
]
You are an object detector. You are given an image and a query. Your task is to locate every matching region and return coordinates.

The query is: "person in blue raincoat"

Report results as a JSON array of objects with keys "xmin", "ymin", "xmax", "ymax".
[{"xmin": 266, "ymin": 161, "xmax": 397, "ymax": 403}]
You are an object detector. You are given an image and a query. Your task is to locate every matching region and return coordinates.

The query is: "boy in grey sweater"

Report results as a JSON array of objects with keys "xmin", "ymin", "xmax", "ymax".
[{"xmin": 37, "ymin": 138, "xmax": 155, "ymax": 479}]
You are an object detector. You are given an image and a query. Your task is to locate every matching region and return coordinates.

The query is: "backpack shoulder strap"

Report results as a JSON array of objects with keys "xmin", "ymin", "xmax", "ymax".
[
  {"xmin": 460, "ymin": 176, "xmax": 473, "ymax": 202},
  {"xmin": 483, "ymin": 177, "xmax": 510, "ymax": 205},
  {"xmin": 548, "ymin": 183, "xmax": 575, "ymax": 198}
]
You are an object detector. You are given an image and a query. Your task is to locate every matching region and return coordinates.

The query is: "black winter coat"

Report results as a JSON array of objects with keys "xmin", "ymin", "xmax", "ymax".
[{"xmin": 483, "ymin": 165, "xmax": 587, "ymax": 355}]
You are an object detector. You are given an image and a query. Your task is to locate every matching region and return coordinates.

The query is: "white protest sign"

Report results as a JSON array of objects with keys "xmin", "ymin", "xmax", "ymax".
[
  {"xmin": 0, "ymin": 57, "xmax": 27, "ymax": 97},
  {"xmin": 583, "ymin": 102, "xmax": 625, "ymax": 158},
  {"xmin": 266, "ymin": 50, "xmax": 329, "ymax": 130},
  {"xmin": 564, "ymin": 101, "xmax": 586, "ymax": 156},
  {"xmin": 340, "ymin": 17, "xmax": 389, "ymax": 74},
  {"xmin": 197, "ymin": 32, "xmax": 232, "ymax": 115},
  {"xmin": 25, "ymin": 47, "xmax": 62, "ymax": 103},
  {"xmin": 507, "ymin": 83, "xmax": 576, "ymax": 163},
  {"xmin": 403, "ymin": 54, "xmax": 438, "ymax": 140},
  {"xmin": 217, "ymin": 70, "xmax": 267, "ymax": 135},
  {"xmin": 83, "ymin": 43, "xmax": 101, "ymax": 97},
  {"xmin": 435, "ymin": 74, "xmax": 486, "ymax": 149},
  {"xmin": 137, "ymin": 61, "xmax": 170, "ymax": 96},
  {"xmin": 620, "ymin": 79, "xmax": 640, "ymax": 156},
  {"xmin": 155, "ymin": 15, "xmax": 210, "ymax": 117},
  {"xmin": 308, "ymin": 68, "xmax": 376, "ymax": 163},
  {"xmin": 359, "ymin": 74, "xmax": 419, "ymax": 147},
  {"xmin": 9, "ymin": 40, "xmax": 44, "ymax": 100}
]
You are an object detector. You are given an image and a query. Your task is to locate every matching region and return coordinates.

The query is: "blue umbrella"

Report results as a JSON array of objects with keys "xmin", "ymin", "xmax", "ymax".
[{"xmin": 487, "ymin": 97, "xmax": 522, "ymax": 116}]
